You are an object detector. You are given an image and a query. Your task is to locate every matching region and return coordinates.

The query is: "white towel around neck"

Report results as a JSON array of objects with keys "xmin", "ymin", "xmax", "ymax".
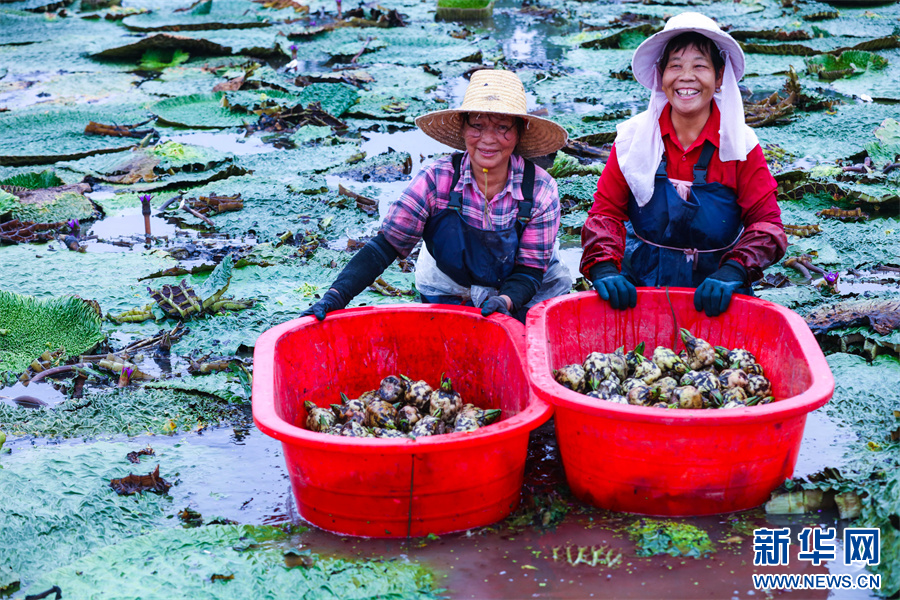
[{"xmin": 616, "ymin": 53, "xmax": 760, "ymax": 208}]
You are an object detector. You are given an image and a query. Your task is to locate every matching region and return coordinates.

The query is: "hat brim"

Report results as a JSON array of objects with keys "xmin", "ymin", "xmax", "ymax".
[
  {"xmin": 415, "ymin": 108, "xmax": 568, "ymax": 158},
  {"xmin": 631, "ymin": 26, "xmax": 745, "ymax": 90}
]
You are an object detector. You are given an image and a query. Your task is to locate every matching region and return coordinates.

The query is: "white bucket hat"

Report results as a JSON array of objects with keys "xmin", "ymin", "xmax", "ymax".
[
  {"xmin": 415, "ymin": 69, "xmax": 568, "ymax": 158},
  {"xmin": 615, "ymin": 11, "xmax": 758, "ymax": 208},
  {"xmin": 631, "ymin": 11, "xmax": 745, "ymax": 89}
]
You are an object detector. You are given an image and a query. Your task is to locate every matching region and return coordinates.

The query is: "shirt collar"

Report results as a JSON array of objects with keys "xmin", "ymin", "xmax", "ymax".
[
  {"xmin": 658, "ymin": 102, "xmax": 722, "ymax": 153},
  {"xmin": 457, "ymin": 152, "xmax": 523, "ymax": 200}
]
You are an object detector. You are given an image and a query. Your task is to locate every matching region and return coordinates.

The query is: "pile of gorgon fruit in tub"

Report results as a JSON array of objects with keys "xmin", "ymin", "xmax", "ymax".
[
  {"xmin": 553, "ymin": 329, "xmax": 775, "ymax": 409},
  {"xmin": 304, "ymin": 374, "xmax": 501, "ymax": 438}
]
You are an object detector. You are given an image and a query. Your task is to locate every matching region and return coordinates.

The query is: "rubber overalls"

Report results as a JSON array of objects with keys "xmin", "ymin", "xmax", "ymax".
[
  {"xmin": 415, "ymin": 153, "xmax": 571, "ymax": 319},
  {"xmin": 622, "ymin": 141, "xmax": 750, "ymax": 294}
]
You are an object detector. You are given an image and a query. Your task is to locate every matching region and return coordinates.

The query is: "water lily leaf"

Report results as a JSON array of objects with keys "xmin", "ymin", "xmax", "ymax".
[
  {"xmin": 755, "ymin": 102, "xmax": 899, "ymax": 164},
  {"xmin": 0, "ymin": 9, "xmax": 89, "ymax": 45},
  {"xmin": 0, "ymin": 104, "xmax": 150, "ymax": 166},
  {"xmin": 805, "ymin": 50, "xmax": 888, "ymax": 79},
  {"xmin": 0, "ymin": 170, "xmax": 65, "ymax": 189},
  {"xmin": 196, "ymin": 254, "xmax": 233, "ymax": 305},
  {"xmin": 1, "ymin": 183, "xmax": 95, "ymax": 223},
  {"xmin": 144, "ymin": 371, "xmax": 248, "ymax": 403},
  {"xmin": 0, "ymin": 290, "xmax": 104, "ymax": 374},
  {"xmin": 352, "ymin": 27, "xmax": 483, "ymax": 66},
  {"xmin": 150, "ymin": 92, "xmax": 252, "ymax": 128},
  {"xmin": 138, "ymin": 48, "xmax": 191, "ymax": 71},
  {"xmin": 0, "ymin": 243, "xmax": 175, "ymax": 316},
  {"xmin": 121, "ymin": 0, "xmax": 280, "ymax": 32},
  {"xmin": 581, "ymin": 24, "xmax": 660, "ymax": 49},
  {"xmin": 90, "ymin": 32, "xmax": 232, "ymax": 60},
  {"xmin": 328, "ymin": 149, "xmax": 412, "ymax": 182},
  {"xmin": 865, "ymin": 118, "xmax": 900, "ymax": 167}
]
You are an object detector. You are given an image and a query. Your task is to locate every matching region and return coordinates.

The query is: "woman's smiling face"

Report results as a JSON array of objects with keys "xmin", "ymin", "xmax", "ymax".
[
  {"xmin": 462, "ymin": 113, "xmax": 520, "ymax": 174},
  {"xmin": 661, "ymin": 43, "xmax": 724, "ymax": 122}
]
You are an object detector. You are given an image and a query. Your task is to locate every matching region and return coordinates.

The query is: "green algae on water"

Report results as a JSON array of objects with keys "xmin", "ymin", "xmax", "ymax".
[
  {"xmin": 25, "ymin": 524, "xmax": 441, "ymax": 600},
  {"xmin": 627, "ymin": 519, "xmax": 715, "ymax": 558}
]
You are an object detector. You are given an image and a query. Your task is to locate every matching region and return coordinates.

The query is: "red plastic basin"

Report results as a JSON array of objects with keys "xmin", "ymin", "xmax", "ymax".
[
  {"xmin": 525, "ymin": 289, "xmax": 834, "ymax": 517},
  {"xmin": 253, "ymin": 304, "xmax": 552, "ymax": 538}
]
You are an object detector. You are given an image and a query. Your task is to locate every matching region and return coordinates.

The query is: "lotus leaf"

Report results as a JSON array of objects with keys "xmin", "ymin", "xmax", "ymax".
[
  {"xmin": 865, "ymin": 118, "xmax": 900, "ymax": 167},
  {"xmin": 90, "ymin": 32, "xmax": 233, "ymax": 60},
  {"xmin": 328, "ymin": 149, "xmax": 412, "ymax": 183},
  {"xmin": 354, "ymin": 27, "xmax": 486, "ymax": 66},
  {"xmin": 144, "ymin": 371, "xmax": 248, "ymax": 403},
  {"xmin": 138, "ymin": 62, "xmax": 227, "ymax": 97},
  {"xmin": 0, "ymin": 103, "xmax": 149, "ymax": 166},
  {"xmin": 0, "ymin": 290, "xmax": 105, "ymax": 374},
  {"xmin": 3, "ymin": 188, "xmax": 95, "ymax": 223},
  {"xmin": 0, "ymin": 169, "xmax": 64, "ymax": 189},
  {"xmin": 0, "ymin": 243, "xmax": 174, "ymax": 315},
  {"xmin": 805, "ymin": 50, "xmax": 888, "ymax": 80},
  {"xmin": 557, "ymin": 174, "xmax": 600, "ymax": 206},
  {"xmin": 755, "ymin": 102, "xmax": 899, "ymax": 163},
  {"xmin": 121, "ymin": 0, "xmax": 287, "ymax": 32},
  {"xmin": 549, "ymin": 153, "xmax": 604, "ymax": 179},
  {"xmin": 174, "ymin": 27, "xmax": 285, "ymax": 58},
  {"xmin": 138, "ymin": 48, "xmax": 191, "ymax": 70},
  {"xmin": 0, "ymin": 387, "xmax": 235, "ymax": 438},
  {"xmin": 0, "ymin": 9, "xmax": 97, "ymax": 45},
  {"xmin": 150, "ymin": 92, "xmax": 252, "ymax": 128}
]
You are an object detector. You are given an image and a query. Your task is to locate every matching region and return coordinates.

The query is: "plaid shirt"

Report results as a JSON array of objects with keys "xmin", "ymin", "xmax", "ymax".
[{"xmin": 381, "ymin": 153, "xmax": 560, "ymax": 271}]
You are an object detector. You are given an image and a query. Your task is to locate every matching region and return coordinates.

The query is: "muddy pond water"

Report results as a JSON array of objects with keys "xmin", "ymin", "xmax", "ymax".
[{"xmin": 2, "ymin": 407, "xmax": 865, "ymax": 599}]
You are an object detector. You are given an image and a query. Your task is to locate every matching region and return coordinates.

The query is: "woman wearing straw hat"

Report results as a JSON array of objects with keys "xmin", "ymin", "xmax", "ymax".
[
  {"xmin": 580, "ymin": 12, "xmax": 788, "ymax": 317},
  {"xmin": 303, "ymin": 69, "xmax": 572, "ymax": 322}
]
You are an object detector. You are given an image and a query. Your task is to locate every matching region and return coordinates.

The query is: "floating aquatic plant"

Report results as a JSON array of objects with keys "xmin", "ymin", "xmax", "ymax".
[
  {"xmin": 805, "ymin": 50, "xmax": 888, "ymax": 80},
  {"xmin": 0, "ymin": 290, "xmax": 105, "ymax": 375},
  {"xmin": 627, "ymin": 519, "xmax": 714, "ymax": 558}
]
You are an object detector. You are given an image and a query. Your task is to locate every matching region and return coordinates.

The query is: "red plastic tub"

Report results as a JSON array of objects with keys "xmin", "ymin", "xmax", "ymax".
[
  {"xmin": 253, "ymin": 304, "xmax": 552, "ymax": 538},
  {"xmin": 526, "ymin": 289, "xmax": 834, "ymax": 517}
]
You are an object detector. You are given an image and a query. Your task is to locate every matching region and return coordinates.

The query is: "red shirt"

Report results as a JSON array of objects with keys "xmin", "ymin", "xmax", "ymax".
[{"xmin": 580, "ymin": 102, "xmax": 785, "ymax": 281}]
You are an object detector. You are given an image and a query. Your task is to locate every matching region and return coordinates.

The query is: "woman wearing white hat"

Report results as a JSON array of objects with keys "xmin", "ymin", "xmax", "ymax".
[
  {"xmin": 580, "ymin": 12, "xmax": 788, "ymax": 317},
  {"xmin": 303, "ymin": 69, "xmax": 571, "ymax": 321}
]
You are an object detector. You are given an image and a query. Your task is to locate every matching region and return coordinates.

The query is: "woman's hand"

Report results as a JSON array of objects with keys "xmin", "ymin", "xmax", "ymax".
[
  {"xmin": 589, "ymin": 262, "xmax": 637, "ymax": 310},
  {"xmin": 693, "ymin": 262, "xmax": 746, "ymax": 317},
  {"xmin": 481, "ymin": 295, "xmax": 513, "ymax": 317},
  {"xmin": 301, "ymin": 289, "xmax": 347, "ymax": 321}
]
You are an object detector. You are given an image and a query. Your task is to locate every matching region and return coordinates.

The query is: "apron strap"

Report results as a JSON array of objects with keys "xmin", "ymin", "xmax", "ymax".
[
  {"xmin": 514, "ymin": 159, "xmax": 535, "ymax": 238},
  {"xmin": 655, "ymin": 152, "xmax": 668, "ymax": 177},
  {"xmin": 448, "ymin": 152, "xmax": 464, "ymax": 211},
  {"xmin": 692, "ymin": 141, "xmax": 717, "ymax": 185}
]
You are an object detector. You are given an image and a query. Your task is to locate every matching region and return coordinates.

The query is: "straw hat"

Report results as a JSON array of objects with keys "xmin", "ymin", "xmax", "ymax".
[
  {"xmin": 631, "ymin": 12, "xmax": 745, "ymax": 90},
  {"xmin": 415, "ymin": 69, "xmax": 568, "ymax": 158}
]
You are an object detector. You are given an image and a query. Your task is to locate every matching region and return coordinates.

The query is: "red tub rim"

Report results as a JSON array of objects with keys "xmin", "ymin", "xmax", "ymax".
[
  {"xmin": 525, "ymin": 289, "xmax": 835, "ymax": 426},
  {"xmin": 253, "ymin": 304, "xmax": 553, "ymax": 454}
]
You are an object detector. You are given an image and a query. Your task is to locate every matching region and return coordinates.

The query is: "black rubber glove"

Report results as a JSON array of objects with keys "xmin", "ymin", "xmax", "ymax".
[
  {"xmin": 302, "ymin": 289, "xmax": 347, "ymax": 321},
  {"xmin": 300, "ymin": 232, "xmax": 398, "ymax": 321},
  {"xmin": 693, "ymin": 260, "xmax": 746, "ymax": 318},
  {"xmin": 480, "ymin": 295, "xmax": 512, "ymax": 317},
  {"xmin": 590, "ymin": 261, "xmax": 637, "ymax": 310}
]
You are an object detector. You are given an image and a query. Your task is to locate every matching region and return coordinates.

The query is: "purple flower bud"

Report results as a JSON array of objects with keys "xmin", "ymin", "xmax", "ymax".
[
  {"xmin": 824, "ymin": 272, "xmax": 839, "ymax": 284},
  {"xmin": 290, "ymin": 44, "xmax": 298, "ymax": 51},
  {"xmin": 67, "ymin": 218, "xmax": 79, "ymax": 229},
  {"xmin": 139, "ymin": 194, "xmax": 152, "ymax": 203}
]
